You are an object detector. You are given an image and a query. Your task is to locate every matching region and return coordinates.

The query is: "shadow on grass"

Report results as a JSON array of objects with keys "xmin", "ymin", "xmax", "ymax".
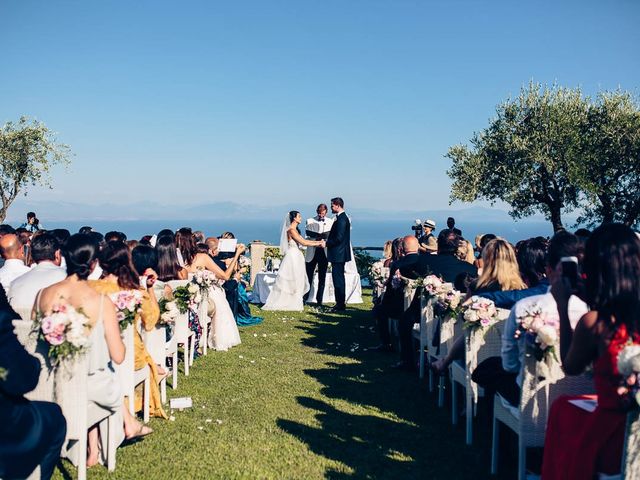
[{"xmin": 277, "ymin": 292, "xmax": 516, "ymax": 479}]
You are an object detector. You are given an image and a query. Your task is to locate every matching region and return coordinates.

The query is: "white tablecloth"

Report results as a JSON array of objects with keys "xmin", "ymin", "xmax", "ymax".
[{"xmin": 250, "ymin": 271, "xmax": 363, "ymax": 304}]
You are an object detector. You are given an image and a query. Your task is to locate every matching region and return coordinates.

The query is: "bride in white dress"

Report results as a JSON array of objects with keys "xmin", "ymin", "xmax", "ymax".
[{"xmin": 263, "ymin": 211, "xmax": 325, "ymax": 311}]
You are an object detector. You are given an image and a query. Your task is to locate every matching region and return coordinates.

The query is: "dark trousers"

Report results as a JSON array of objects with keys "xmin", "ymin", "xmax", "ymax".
[
  {"xmin": 305, "ymin": 249, "xmax": 328, "ymax": 304},
  {"xmin": 372, "ymin": 304, "xmax": 391, "ymax": 345},
  {"xmin": 399, "ymin": 293, "xmax": 421, "ymax": 365},
  {"xmin": 223, "ymin": 280, "xmax": 239, "ymax": 318},
  {"xmin": 331, "ymin": 262, "xmax": 346, "ymax": 308},
  {"xmin": 0, "ymin": 401, "xmax": 67, "ymax": 480},
  {"xmin": 471, "ymin": 357, "xmax": 521, "ymax": 407}
]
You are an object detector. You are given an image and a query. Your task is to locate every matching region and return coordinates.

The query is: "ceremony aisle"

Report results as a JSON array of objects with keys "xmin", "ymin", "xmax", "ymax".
[{"xmin": 53, "ymin": 290, "xmax": 514, "ymax": 479}]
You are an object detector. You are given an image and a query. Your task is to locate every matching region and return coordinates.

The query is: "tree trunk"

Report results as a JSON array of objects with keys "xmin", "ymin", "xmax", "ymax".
[{"xmin": 549, "ymin": 204, "xmax": 564, "ymax": 232}]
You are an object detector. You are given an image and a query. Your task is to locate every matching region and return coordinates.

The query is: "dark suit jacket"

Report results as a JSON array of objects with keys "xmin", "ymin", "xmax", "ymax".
[
  {"xmin": 414, "ymin": 254, "xmax": 477, "ymax": 292},
  {"xmin": 326, "ymin": 212, "xmax": 351, "ymax": 263}
]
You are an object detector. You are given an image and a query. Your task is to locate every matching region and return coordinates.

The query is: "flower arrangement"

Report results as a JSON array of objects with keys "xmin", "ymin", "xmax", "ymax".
[
  {"xmin": 33, "ymin": 303, "xmax": 91, "ymax": 365},
  {"xmin": 0, "ymin": 367, "xmax": 7, "ymax": 381},
  {"xmin": 263, "ymin": 247, "xmax": 283, "ymax": 260},
  {"xmin": 109, "ymin": 290, "xmax": 143, "ymax": 331},
  {"xmin": 238, "ymin": 255, "xmax": 251, "ymax": 283},
  {"xmin": 462, "ymin": 296, "xmax": 500, "ymax": 330},
  {"xmin": 617, "ymin": 344, "xmax": 640, "ymax": 408},
  {"xmin": 192, "ymin": 269, "xmax": 223, "ymax": 294},
  {"xmin": 516, "ymin": 302, "xmax": 559, "ymax": 361},
  {"xmin": 369, "ymin": 260, "xmax": 389, "ymax": 289},
  {"xmin": 158, "ymin": 284, "xmax": 199, "ymax": 324},
  {"xmin": 422, "ymin": 275, "xmax": 462, "ymax": 317}
]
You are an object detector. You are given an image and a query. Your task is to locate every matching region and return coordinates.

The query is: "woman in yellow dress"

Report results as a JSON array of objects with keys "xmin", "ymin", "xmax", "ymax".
[{"xmin": 89, "ymin": 240, "xmax": 168, "ymax": 419}]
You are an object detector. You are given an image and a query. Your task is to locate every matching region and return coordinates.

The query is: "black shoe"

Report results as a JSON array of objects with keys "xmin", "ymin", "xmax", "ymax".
[
  {"xmin": 369, "ymin": 344, "xmax": 394, "ymax": 353},
  {"xmin": 330, "ymin": 305, "xmax": 346, "ymax": 312}
]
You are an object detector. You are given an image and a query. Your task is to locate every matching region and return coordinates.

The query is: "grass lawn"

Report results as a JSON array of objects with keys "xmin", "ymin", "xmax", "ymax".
[{"xmin": 53, "ymin": 289, "xmax": 517, "ymax": 479}]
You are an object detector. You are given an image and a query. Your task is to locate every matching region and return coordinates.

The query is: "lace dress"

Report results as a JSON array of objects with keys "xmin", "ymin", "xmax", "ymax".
[{"xmin": 542, "ymin": 323, "xmax": 640, "ymax": 478}]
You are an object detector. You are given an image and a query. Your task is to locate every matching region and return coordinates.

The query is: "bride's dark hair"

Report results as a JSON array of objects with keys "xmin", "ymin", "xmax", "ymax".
[{"xmin": 289, "ymin": 211, "xmax": 300, "ymax": 234}]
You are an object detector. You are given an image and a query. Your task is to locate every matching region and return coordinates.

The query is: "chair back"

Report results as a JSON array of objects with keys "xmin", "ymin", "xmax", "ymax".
[
  {"xmin": 14, "ymin": 306, "xmax": 33, "ymax": 322},
  {"xmin": 114, "ymin": 324, "xmax": 135, "ymax": 398},
  {"xmin": 13, "ymin": 320, "xmax": 55, "ymax": 402},
  {"xmin": 403, "ymin": 283, "xmax": 417, "ymax": 312},
  {"xmin": 465, "ymin": 309, "xmax": 510, "ymax": 403},
  {"xmin": 419, "ymin": 295, "xmax": 433, "ymax": 343},
  {"xmin": 622, "ymin": 409, "xmax": 640, "ymax": 478},
  {"xmin": 519, "ymin": 347, "xmax": 593, "ymax": 447}
]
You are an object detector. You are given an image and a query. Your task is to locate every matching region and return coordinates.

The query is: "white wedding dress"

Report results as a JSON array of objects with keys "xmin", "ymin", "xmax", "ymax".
[{"xmin": 263, "ymin": 238, "xmax": 310, "ymax": 312}]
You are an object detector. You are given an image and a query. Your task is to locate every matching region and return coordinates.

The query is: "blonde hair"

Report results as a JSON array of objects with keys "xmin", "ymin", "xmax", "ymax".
[
  {"xmin": 383, "ymin": 240, "xmax": 393, "ymax": 260},
  {"xmin": 475, "ymin": 238, "xmax": 526, "ymax": 291}
]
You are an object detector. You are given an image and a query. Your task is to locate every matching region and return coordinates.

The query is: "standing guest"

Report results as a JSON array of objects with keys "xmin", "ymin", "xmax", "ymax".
[
  {"xmin": 304, "ymin": 203, "xmax": 333, "ymax": 306},
  {"xmin": 418, "ymin": 219, "xmax": 437, "ymax": 254},
  {"xmin": 0, "ymin": 302, "xmax": 66, "ymax": 480},
  {"xmin": 326, "ymin": 197, "xmax": 351, "ymax": 312},
  {"xmin": 0, "ymin": 233, "xmax": 30, "ymax": 291},
  {"xmin": 8, "ymin": 232, "xmax": 67, "ymax": 312},
  {"xmin": 542, "ymin": 224, "xmax": 640, "ymax": 479},
  {"xmin": 19, "ymin": 211, "xmax": 43, "ymax": 233},
  {"xmin": 441, "ymin": 216, "xmax": 462, "ymax": 237}
]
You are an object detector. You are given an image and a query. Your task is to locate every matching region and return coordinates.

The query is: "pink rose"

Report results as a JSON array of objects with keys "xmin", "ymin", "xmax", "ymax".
[
  {"xmin": 46, "ymin": 332, "xmax": 64, "ymax": 346},
  {"xmin": 41, "ymin": 317, "xmax": 54, "ymax": 334},
  {"xmin": 116, "ymin": 311, "xmax": 126, "ymax": 322}
]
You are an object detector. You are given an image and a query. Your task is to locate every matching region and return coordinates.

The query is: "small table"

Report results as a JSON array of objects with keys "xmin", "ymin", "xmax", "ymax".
[{"xmin": 249, "ymin": 271, "xmax": 363, "ymax": 304}]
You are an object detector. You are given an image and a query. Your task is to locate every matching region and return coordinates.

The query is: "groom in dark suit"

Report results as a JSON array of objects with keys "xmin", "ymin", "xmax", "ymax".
[{"xmin": 326, "ymin": 197, "xmax": 351, "ymax": 312}]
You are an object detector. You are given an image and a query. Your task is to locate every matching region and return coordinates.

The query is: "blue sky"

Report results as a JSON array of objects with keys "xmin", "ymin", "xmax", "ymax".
[{"xmin": 1, "ymin": 0, "xmax": 638, "ymax": 216}]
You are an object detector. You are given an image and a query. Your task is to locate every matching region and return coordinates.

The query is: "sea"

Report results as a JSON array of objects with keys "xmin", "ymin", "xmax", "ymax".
[{"xmin": 41, "ymin": 219, "xmax": 554, "ymax": 252}]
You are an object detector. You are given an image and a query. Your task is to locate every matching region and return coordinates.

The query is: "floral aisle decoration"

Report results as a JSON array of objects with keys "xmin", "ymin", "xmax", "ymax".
[
  {"xmin": 515, "ymin": 302, "xmax": 559, "ymax": 361},
  {"xmin": 158, "ymin": 285, "xmax": 198, "ymax": 324},
  {"xmin": 32, "ymin": 303, "xmax": 91, "ymax": 365},
  {"xmin": 238, "ymin": 255, "xmax": 251, "ymax": 284},
  {"xmin": 422, "ymin": 275, "xmax": 462, "ymax": 317},
  {"xmin": 617, "ymin": 344, "xmax": 640, "ymax": 409},
  {"xmin": 461, "ymin": 296, "xmax": 501, "ymax": 331},
  {"xmin": 109, "ymin": 290, "xmax": 143, "ymax": 331},
  {"xmin": 369, "ymin": 260, "xmax": 389, "ymax": 291}
]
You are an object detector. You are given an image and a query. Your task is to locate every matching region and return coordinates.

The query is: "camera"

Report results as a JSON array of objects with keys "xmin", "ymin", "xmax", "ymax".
[{"xmin": 411, "ymin": 219, "xmax": 423, "ymax": 238}]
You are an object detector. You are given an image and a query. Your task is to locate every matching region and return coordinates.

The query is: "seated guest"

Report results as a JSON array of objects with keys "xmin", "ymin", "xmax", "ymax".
[
  {"xmin": 156, "ymin": 233, "xmax": 188, "ymax": 282},
  {"xmin": 0, "ymin": 302, "xmax": 66, "ymax": 480},
  {"xmin": 474, "ymin": 233, "xmax": 496, "ymax": 274},
  {"xmin": 38, "ymin": 234, "xmax": 150, "ymax": 467},
  {"xmin": 0, "ymin": 233, "xmax": 30, "ymax": 291},
  {"xmin": 90, "ymin": 241, "xmax": 167, "ymax": 419},
  {"xmin": 234, "ymin": 260, "xmax": 263, "ymax": 327},
  {"xmin": 104, "ymin": 231, "xmax": 127, "ymax": 243},
  {"xmin": 486, "ymin": 231, "xmax": 588, "ymax": 406},
  {"xmin": 193, "ymin": 231, "xmax": 205, "ymax": 244},
  {"xmin": 8, "ymin": 232, "xmax": 67, "ymax": 312},
  {"xmin": 370, "ymin": 237, "xmax": 407, "ymax": 352},
  {"xmin": 418, "ymin": 231, "xmax": 478, "ymax": 291},
  {"xmin": 432, "ymin": 238, "xmax": 525, "ymax": 373},
  {"xmin": 177, "ymin": 228, "xmax": 244, "ymax": 351},
  {"xmin": 542, "ymin": 224, "xmax": 640, "ymax": 479}
]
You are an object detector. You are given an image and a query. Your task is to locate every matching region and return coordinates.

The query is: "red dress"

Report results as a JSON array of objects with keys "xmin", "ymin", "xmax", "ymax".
[{"xmin": 542, "ymin": 324, "xmax": 639, "ymax": 479}]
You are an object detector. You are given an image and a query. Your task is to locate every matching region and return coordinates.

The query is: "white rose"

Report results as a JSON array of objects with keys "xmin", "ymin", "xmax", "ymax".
[
  {"xmin": 188, "ymin": 284, "xmax": 198, "ymax": 294},
  {"xmin": 537, "ymin": 325, "xmax": 558, "ymax": 348},
  {"xmin": 464, "ymin": 309, "xmax": 479, "ymax": 322},
  {"xmin": 618, "ymin": 345, "xmax": 640, "ymax": 376}
]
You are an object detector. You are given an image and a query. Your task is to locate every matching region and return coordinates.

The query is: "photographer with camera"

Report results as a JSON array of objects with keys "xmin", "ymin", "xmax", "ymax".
[{"xmin": 417, "ymin": 219, "xmax": 437, "ymax": 254}]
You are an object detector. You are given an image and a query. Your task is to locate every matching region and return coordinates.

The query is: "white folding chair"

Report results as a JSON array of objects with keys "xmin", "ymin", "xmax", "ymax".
[
  {"xmin": 427, "ymin": 309, "xmax": 457, "ymax": 407},
  {"xmin": 450, "ymin": 310, "xmax": 509, "ymax": 444},
  {"xmin": 412, "ymin": 295, "xmax": 433, "ymax": 379},
  {"xmin": 491, "ymin": 348, "xmax": 594, "ymax": 480},
  {"xmin": 198, "ymin": 290, "xmax": 211, "ymax": 356},
  {"xmin": 115, "ymin": 323, "xmax": 151, "ymax": 422},
  {"xmin": 13, "ymin": 320, "xmax": 119, "ymax": 480}
]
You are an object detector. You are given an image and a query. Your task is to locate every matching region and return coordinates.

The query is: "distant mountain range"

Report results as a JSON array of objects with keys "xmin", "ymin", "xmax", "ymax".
[{"xmin": 5, "ymin": 198, "xmax": 555, "ymax": 225}]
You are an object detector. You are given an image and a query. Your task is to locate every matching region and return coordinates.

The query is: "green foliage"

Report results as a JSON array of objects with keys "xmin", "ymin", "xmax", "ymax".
[
  {"xmin": 353, "ymin": 249, "xmax": 376, "ymax": 283},
  {"xmin": 447, "ymin": 82, "xmax": 586, "ymax": 232},
  {"xmin": 0, "ymin": 367, "xmax": 7, "ymax": 382},
  {"xmin": 573, "ymin": 91, "xmax": 640, "ymax": 227},
  {"xmin": 0, "ymin": 116, "xmax": 71, "ymax": 221},
  {"xmin": 172, "ymin": 285, "xmax": 193, "ymax": 314},
  {"xmin": 264, "ymin": 246, "xmax": 283, "ymax": 260}
]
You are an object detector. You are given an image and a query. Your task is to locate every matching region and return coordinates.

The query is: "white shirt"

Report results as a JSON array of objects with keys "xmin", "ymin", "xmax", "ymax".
[
  {"xmin": 501, "ymin": 290, "xmax": 589, "ymax": 386},
  {"xmin": 305, "ymin": 215, "xmax": 334, "ymax": 262},
  {"xmin": 8, "ymin": 261, "xmax": 68, "ymax": 310},
  {"xmin": 0, "ymin": 259, "xmax": 30, "ymax": 292}
]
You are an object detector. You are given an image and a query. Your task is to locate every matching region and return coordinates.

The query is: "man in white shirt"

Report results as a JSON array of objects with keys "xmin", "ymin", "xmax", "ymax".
[
  {"xmin": 8, "ymin": 232, "xmax": 67, "ymax": 312},
  {"xmin": 499, "ymin": 231, "xmax": 589, "ymax": 405},
  {"xmin": 0, "ymin": 233, "xmax": 30, "ymax": 292},
  {"xmin": 304, "ymin": 203, "xmax": 334, "ymax": 305}
]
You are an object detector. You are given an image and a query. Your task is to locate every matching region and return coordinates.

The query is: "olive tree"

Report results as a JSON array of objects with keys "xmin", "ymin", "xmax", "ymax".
[
  {"xmin": 0, "ymin": 117, "xmax": 71, "ymax": 222},
  {"xmin": 447, "ymin": 83, "xmax": 588, "ymax": 232}
]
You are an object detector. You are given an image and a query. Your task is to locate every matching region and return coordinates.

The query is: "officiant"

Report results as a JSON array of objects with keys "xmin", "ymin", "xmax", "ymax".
[{"xmin": 304, "ymin": 204, "xmax": 334, "ymax": 305}]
